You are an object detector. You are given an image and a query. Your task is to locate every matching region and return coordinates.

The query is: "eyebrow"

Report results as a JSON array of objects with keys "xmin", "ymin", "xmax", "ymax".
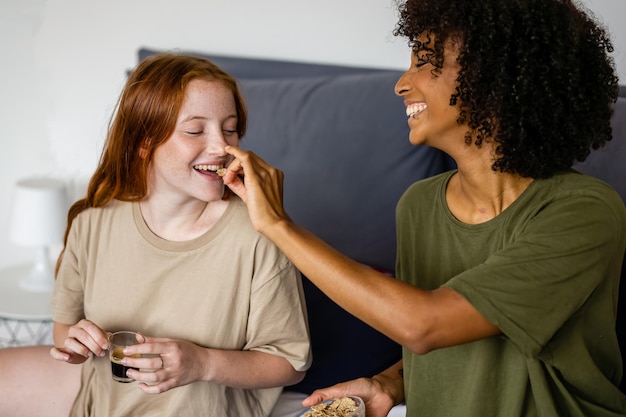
[
  {"xmin": 180, "ymin": 114, "xmax": 238, "ymax": 123},
  {"xmin": 180, "ymin": 115, "xmax": 208, "ymax": 123}
]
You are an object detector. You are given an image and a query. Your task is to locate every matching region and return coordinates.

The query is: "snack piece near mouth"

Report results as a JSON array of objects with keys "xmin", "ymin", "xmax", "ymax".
[{"xmin": 193, "ymin": 164, "xmax": 225, "ymax": 175}]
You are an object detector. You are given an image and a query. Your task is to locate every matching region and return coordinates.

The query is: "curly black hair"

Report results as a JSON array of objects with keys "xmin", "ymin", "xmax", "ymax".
[{"xmin": 393, "ymin": 0, "xmax": 619, "ymax": 178}]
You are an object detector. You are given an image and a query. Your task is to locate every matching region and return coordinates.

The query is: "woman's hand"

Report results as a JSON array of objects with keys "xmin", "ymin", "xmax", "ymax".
[
  {"xmin": 222, "ymin": 145, "xmax": 290, "ymax": 234},
  {"xmin": 303, "ymin": 360, "xmax": 404, "ymax": 417},
  {"xmin": 124, "ymin": 335, "xmax": 303, "ymax": 394},
  {"xmin": 50, "ymin": 319, "xmax": 109, "ymax": 365},
  {"xmin": 123, "ymin": 336, "xmax": 206, "ymax": 394},
  {"xmin": 302, "ymin": 377, "xmax": 397, "ymax": 417}
]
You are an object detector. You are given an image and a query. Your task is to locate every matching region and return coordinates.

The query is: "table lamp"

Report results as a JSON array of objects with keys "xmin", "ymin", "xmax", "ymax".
[{"xmin": 9, "ymin": 177, "xmax": 68, "ymax": 292}]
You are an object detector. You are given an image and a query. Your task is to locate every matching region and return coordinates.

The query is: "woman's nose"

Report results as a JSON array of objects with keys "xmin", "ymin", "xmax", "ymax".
[
  {"xmin": 205, "ymin": 132, "xmax": 228, "ymax": 153},
  {"xmin": 395, "ymin": 72, "xmax": 410, "ymax": 97}
]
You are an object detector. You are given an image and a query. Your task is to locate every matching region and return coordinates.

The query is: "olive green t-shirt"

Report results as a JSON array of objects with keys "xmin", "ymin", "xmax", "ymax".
[{"xmin": 396, "ymin": 170, "xmax": 626, "ymax": 416}]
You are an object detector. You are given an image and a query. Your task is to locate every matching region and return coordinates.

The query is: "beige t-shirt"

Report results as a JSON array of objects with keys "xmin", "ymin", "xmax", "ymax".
[{"xmin": 52, "ymin": 197, "xmax": 311, "ymax": 417}]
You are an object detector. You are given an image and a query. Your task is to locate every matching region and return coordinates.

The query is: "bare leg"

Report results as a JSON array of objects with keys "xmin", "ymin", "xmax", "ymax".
[{"xmin": 0, "ymin": 345, "xmax": 81, "ymax": 417}]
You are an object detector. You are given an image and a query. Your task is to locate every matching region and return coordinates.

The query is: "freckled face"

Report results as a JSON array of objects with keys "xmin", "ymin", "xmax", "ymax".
[
  {"xmin": 395, "ymin": 39, "xmax": 469, "ymax": 150},
  {"xmin": 147, "ymin": 79, "xmax": 239, "ymax": 203}
]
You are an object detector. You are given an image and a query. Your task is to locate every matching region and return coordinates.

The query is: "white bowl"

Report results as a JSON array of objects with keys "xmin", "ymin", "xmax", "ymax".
[{"xmin": 296, "ymin": 396, "xmax": 365, "ymax": 417}]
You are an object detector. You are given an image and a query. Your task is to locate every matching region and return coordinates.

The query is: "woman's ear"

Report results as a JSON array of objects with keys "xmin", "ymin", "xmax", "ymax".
[{"xmin": 139, "ymin": 139, "xmax": 150, "ymax": 159}]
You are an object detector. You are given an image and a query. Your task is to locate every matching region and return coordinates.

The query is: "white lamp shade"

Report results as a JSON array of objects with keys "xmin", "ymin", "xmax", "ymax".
[{"xmin": 10, "ymin": 178, "xmax": 68, "ymax": 247}]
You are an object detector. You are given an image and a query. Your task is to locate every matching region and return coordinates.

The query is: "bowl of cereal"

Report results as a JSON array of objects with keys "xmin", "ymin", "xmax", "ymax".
[{"xmin": 297, "ymin": 396, "xmax": 365, "ymax": 417}]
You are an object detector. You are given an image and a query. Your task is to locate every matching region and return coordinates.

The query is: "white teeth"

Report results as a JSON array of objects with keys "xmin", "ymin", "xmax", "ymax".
[
  {"xmin": 406, "ymin": 103, "xmax": 427, "ymax": 118},
  {"xmin": 194, "ymin": 164, "xmax": 224, "ymax": 172}
]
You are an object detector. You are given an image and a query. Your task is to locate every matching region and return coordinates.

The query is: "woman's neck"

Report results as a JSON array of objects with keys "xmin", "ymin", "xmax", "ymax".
[
  {"xmin": 138, "ymin": 196, "xmax": 229, "ymax": 241},
  {"xmin": 446, "ymin": 150, "xmax": 533, "ymax": 224}
]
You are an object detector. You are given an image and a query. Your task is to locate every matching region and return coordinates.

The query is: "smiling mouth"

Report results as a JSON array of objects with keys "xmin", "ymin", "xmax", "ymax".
[
  {"xmin": 406, "ymin": 103, "xmax": 427, "ymax": 118},
  {"xmin": 193, "ymin": 164, "xmax": 224, "ymax": 174}
]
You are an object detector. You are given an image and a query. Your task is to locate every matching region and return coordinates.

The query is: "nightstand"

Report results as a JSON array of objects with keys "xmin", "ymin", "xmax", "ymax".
[{"xmin": 0, "ymin": 264, "xmax": 54, "ymax": 347}]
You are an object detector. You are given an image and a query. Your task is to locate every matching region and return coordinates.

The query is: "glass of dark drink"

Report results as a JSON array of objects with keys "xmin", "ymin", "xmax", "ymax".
[{"xmin": 109, "ymin": 331, "xmax": 145, "ymax": 383}]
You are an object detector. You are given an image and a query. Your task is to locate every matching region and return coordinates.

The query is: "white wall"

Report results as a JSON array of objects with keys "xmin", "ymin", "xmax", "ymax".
[{"xmin": 0, "ymin": 0, "xmax": 624, "ymax": 269}]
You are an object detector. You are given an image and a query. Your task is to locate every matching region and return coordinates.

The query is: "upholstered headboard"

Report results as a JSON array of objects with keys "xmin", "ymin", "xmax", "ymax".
[
  {"xmin": 138, "ymin": 48, "xmax": 456, "ymax": 392},
  {"xmin": 137, "ymin": 48, "xmax": 625, "ymax": 393}
]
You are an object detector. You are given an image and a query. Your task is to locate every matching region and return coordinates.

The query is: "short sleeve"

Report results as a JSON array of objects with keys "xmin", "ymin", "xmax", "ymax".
[
  {"xmin": 51, "ymin": 212, "xmax": 87, "ymax": 325},
  {"xmin": 244, "ymin": 238, "xmax": 312, "ymax": 371},
  {"xmin": 446, "ymin": 187, "xmax": 625, "ymax": 356}
]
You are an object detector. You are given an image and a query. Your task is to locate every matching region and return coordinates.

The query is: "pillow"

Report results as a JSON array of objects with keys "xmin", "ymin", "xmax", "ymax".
[
  {"xmin": 137, "ymin": 49, "xmax": 457, "ymax": 392},
  {"xmin": 238, "ymin": 71, "xmax": 455, "ymax": 272},
  {"xmin": 237, "ymin": 71, "xmax": 456, "ymax": 393}
]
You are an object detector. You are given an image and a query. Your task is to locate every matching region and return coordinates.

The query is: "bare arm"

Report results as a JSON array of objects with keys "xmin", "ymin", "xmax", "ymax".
[
  {"xmin": 223, "ymin": 146, "xmax": 499, "ymax": 354},
  {"xmin": 197, "ymin": 348, "xmax": 304, "ymax": 389},
  {"xmin": 123, "ymin": 336, "xmax": 305, "ymax": 394},
  {"xmin": 53, "ymin": 321, "xmax": 304, "ymax": 394},
  {"xmin": 265, "ymin": 220, "xmax": 498, "ymax": 353}
]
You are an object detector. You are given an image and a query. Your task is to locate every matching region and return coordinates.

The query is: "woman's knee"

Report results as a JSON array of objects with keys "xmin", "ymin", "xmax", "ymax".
[{"xmin": 0, "ymin": 345, "xmax": 81, "ymax": 417}]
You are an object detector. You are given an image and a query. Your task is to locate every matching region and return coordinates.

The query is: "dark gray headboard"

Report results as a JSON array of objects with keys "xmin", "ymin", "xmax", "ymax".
[
  {"xmin": 137, "ymin": 48, "xmax": 625, "ymax": 393},
  {"xmin": 138, "ymin": 47, "xmax": 455, "ymax": 393},
  {"xmin": 138, "ymin": 48, "xmax": 389, "ymax": 79}
]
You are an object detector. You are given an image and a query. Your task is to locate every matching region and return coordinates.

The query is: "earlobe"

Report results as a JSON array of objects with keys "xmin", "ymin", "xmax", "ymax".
[{"xmin": 139, "ymin": 139, "xmax": 150, "ymax": 159}]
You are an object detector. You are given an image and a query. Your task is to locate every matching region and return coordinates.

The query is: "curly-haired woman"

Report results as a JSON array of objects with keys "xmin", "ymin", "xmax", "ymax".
[{"xmin": 223, "ymin": 0, "xmax": 626, "ymax": 416}]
